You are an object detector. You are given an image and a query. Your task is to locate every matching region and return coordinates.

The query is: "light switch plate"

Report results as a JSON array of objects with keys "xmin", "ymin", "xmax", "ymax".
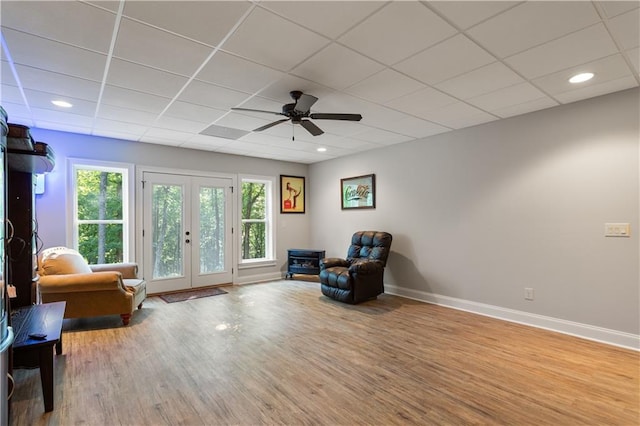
[{"xmin": 604, "ymin": 223, "xmax": 630, "ymax": 237}]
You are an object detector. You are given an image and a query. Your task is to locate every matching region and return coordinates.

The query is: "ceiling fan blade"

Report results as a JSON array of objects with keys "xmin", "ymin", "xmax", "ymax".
[
  {"xmin": 300, "ymin": 119, "xmax": 324, "ymax": 136},
  {"xmin": 232, "ymin": 107, "xmax": 284, "ymax": 116},
  {"xmin": 294, "ymin": 94, "xmax": 318, "ymax": 114},
  {"xmin": 309, "ymin": 113, "xmax": 362, "ymax": 121},
  {"xmin": 253, "ymin": 118, "xmax": 290, "ymax": 132}
]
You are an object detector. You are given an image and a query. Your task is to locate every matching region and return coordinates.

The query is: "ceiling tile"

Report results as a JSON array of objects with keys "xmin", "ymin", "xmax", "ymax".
[
  {"xmin": 491, "ymin": 97, "xmax": 559, "ymax": 119},
  {"xmin": 0, "ymin": 61, "xmax": 18, "ymax": 86},
  {"xmin": 34, "ymin": 119, "xmax": 92, "ymax": 134},
  {"xmin": 184, "ymin": 134, "xmax": 233, "ymax": 149},
  {"xmin": 2, "ymin": 28, "xmax": 107, "ymax": 81},
  {"xmin": 466, "ymin": 82, "xmax": 549, "ymax": 111},
  {"xmin": 311, "ymin": 120, "xmax": 368, "ymax": 137},
  {"xmin": 96, "ymin": 104, "xmax": 158, "ymax": 126},
  {"xmin": 163, "ymin": 101, "xmax": 227, "ymax": 124},
  {"xmin": 92, "ymin": 128, "xmax": 143, "ymax": 141},
  {"xmin": 260, "ymin": 1, "xmax": 384, "ymax": 39},
  {"xmin": 122, "ymin": 1, "xmax": 252, "ymax": 47},
  {"xmin": 533, "ymin": 54, "xmax": 636, "ymax": 96},
  {"xmin": 607, "ymin": 8, "xmax": 640, "ymax": 50},
  {"xmin": 256, "ymin": 76, "xmax": 334, "ymax": 104},
  {"xmin": 30, "ymin": 107, "xmax": 95, "ymax": 128},
  {"xmin": 0, "ymin": 85, "xmax": 25, "ymax": 105},
  {"xmin": 177, "ymin": 80, "xmax": 250, "ymax": 110},
  {"xmin": 23, "ymin": 88, "xmax": 96, "ymax": 117},
  {"xmin": 1, "ymin": 1, "xmax": 116, "ymax": 53},
  {"xmin": 381, "ymin": 115, "xmax": 451, "ymax": 138},
  {"xmin": 428, "ymin": 1, "xmax": 520, "ymax": 30},
  {"xmin": 93, "ymin": 118, "xmax": 150, "ymax": 135},
  {"xmin": 154, "ymin": 116, "xmax": 207, "ymax": 134},
  {"xmin": 345, "ymin": 69, "xmax": 426, "ymax": 103},
  {"xmin": 312, "ymin": 92, "xmax": 407, "ymax": 128},
  {"xmin": 86, "ymin": 2, "xmax": 121, "ymax": 13},
  {"xmin": 394, "ymin": 34, "xmax": 495, "ymax": 85},
  {"xmin": 107, "ymin": 59, "xmax": 189, "ymax": 98},
  {"xmin": 505, "ymin": 24, "xmax": 619, "ymax": 79},
  {"xmin": 338, "ymin": 2, "xmax": 457, "ymax": 65},
  {"xmin": 597, "ymin": 1, "xmax": 639, "ymax": 18},
  {"xmin": 222, "ymin": 7, "xmax": 330, "ymax": 71},
  {"xmin": 468, "ymin": 1, "xmax": 600, "ymax": 58},
  {"xmin": 213, "ymin": 111, "xmax": 273, "ymax": 132},
  {"xmin": 114, "ymin": 18, "xmax": 213, "ymax": 76},
  {"xmin": 419, "ymin": 101, "xmax": 497, "ymax": 129},
  {"xmin": 13, "ymin": 64, "xmax": 101, "ymax": 102},
  {"xmin": 555, "ymin": 75, "xmax": 638, "ymax": 104},
  {"xmin": 101, "ymin": 85, "xmax": 171, "ymax": 113},
  {"xmin": 0, "ymin": 100, "xmax": 32, "ymax": 124},
  {"xmin": 627, "ymin": 47, "xmax": 640, "ymax": 74},
  {"xmin": 386, "ymin": 87, "xmax": 458, "ymax": 118},
  {"xmin": 143, "ymin": 127, "xmax": 192, "ymax": 143},
  {"xmin": 291, "ymin": 43, "xmax": 385, "ymax": 90},
  {"xmin": 436, "ymin": 62, "xmax": 524, "ymax": 100},
  {"xmin": 195, "ymin": 52, "xmax": 283, "ymax": 93},
  {"xmin": 351, "ymin": 128, "xmax": 414, "ymax": 145}
]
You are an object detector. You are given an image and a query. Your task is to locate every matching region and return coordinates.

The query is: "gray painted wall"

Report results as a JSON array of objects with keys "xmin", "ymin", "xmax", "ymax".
[
  {"xmin": 309, "ymin": 88, "xmax": 639, "ymax": 336},
  {"xmin": 29, "ymin": 129, "xmax": 310, "ymax": 282}
]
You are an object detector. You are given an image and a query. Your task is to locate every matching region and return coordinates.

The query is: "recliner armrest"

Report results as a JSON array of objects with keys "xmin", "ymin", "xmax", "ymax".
[
  {"xmin": 39, "ymin": 271, "xmax": 126, "ymax": 293},
  {"xmin": 90, "ymin": 263, "xmax": 138, "ymax": 279},
  {"xmin": 320, "ymin": 258, "xmax": 350, "ymax": 270},
  {"xmin": 348, "ymin": 260, "xmax": 384, "ymax": 275}
]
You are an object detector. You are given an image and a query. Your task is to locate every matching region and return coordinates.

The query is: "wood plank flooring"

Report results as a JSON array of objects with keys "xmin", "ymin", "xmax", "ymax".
[{"xmin": 9, "ymin": 280, "xmax": 639, "ymax": 425}]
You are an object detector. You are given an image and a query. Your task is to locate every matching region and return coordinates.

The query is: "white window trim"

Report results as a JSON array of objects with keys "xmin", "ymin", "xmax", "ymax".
[
  {"xmin": 67, "ymin": 158, "xmax": 135, "ymax": 263},
  {"xmin": 238, "ymin": 174, "xmax": 276, "ymax": 267}
]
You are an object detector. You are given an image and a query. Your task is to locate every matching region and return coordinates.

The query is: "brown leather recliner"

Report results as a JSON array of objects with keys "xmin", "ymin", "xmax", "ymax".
[{"xmin": 319, "ymin": 231, "xmax": 392, "ymax": 304}]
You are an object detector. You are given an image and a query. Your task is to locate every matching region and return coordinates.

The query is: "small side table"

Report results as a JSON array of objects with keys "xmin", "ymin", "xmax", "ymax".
[
  {"xmin": 286, "ymin": 249, "xmax": 325, "ymax": 279},
  {"xmin": 11, "ymin": 301, "xmax": 66, "ymax": 412}
]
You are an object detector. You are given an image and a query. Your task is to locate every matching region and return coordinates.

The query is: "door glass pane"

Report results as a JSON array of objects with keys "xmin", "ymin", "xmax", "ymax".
[
  {"xmin": 199, "ymin": 186, "xmax": 225, "ymax": 274},
  {"xmin": 152, "ymin": 184, "xmax": 183, "ymax": 279}
]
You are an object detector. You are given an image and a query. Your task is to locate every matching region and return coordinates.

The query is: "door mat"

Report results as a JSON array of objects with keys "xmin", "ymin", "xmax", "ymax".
[{"xmin": 159, "ymin": 287, "xmax": 228, "ymax": 303}]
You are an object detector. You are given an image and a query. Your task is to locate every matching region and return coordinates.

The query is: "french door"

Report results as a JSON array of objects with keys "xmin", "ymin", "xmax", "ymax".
[{"xmin": 142, "ymin": 172, "xmax": 233, "ymax": 294}]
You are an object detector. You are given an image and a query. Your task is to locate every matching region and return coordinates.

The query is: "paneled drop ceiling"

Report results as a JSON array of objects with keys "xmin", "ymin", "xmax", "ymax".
[{"xmin": 1, "ymin": 1, "xmax": 638, "ymax": 164}]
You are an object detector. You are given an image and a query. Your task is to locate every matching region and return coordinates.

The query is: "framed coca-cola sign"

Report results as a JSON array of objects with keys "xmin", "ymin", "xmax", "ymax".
[{"xmin": 341, "ymin": 174, "xmax": 375, "ymax": 210}]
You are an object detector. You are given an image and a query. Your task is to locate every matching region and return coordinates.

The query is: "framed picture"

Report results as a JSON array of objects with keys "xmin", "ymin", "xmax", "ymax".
[
  {"xmin": 280, "ymin": 175, "xmax": 305, "ymax": 214},
  {"xmin": 341, "ymin": 174, "xmax": 375, "ymax": 210}
]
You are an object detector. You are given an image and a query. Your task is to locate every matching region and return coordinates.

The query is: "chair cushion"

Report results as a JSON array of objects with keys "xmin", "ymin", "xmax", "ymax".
[{"xmin": 40, "ymin": 247, "xmax": 92, "ymax": 275}]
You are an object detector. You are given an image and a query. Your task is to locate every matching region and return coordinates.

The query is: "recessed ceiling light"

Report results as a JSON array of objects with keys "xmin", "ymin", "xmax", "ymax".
[
  {"xmin": 317, "ymin": 147, "xmax": 327, "ymax": 152},
  {"xmin": 569, "ymin": 72, "xmax": 594, "ymax": 84},
  {"xmin": 51, "ymin": 100, "xmax": 73, "ymax": 108}
]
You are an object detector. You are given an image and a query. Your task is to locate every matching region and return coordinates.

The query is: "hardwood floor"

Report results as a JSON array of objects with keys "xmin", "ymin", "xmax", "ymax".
[{"xmin": 9, "ymin": 280, "xmax": 639, "ymax": 425}]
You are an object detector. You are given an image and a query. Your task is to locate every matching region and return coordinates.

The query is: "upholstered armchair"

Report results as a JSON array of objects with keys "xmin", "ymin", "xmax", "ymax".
[
  {"xmin": 319, "ymin": 231, "xmax": 392, "ymax": 304},
  {"xmin": 37, "ymin": 247, "xmax": 146, "ymax": 325}
]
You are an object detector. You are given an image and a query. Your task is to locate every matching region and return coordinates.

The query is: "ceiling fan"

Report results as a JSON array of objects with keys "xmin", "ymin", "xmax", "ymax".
[{"xmin": 231, "ymin": 90, "xmax": 362, "ymax": 138}]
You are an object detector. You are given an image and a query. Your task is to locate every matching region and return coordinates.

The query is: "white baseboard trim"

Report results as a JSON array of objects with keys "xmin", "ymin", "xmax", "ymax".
[
  {"xmin": 234, "ymin": 272, "xmax": 283, "ymax": 286},
  {"xmin": 385, "ymin": 284, "xmax": 640, "ymax": 351}
]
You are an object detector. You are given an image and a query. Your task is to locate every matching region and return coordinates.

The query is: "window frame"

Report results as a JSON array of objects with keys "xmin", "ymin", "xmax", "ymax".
[
  {"xmin": 67, "ymin": 158, "xmax": 135, "ymax": 264},
  {"xmin": 238, "ymin": 174, "xmax": 276, "ymax": 268}
]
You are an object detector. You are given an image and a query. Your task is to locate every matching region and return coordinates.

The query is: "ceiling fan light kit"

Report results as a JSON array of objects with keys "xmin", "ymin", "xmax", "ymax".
[{"xmin": 232, "ymin": 90, "xmax": 362, "ymax": 139}]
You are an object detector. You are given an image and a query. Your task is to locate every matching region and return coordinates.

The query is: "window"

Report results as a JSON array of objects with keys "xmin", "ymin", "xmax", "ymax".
[
  {"xmin": 240, "ymin": 176, "xmax": 274, "ymax": 264},
  {"xmin": 69, "ymin": 159, "xmax": 133, "ymax": 264}
]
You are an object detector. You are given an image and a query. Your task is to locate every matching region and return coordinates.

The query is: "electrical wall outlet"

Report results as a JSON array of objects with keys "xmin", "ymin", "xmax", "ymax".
[
  {"xmin": 524, "ymin": 287, "xmax": 534, "ymax": 301},
  {"xmin": 605, "ymin": 223, "xmax": 630, "ymax": 237}
]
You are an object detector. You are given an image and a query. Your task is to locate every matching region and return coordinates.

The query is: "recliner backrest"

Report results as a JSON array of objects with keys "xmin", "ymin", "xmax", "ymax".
[{"xmin": 346, "ymin": 231, "xmax": 393, "ymax": 267}]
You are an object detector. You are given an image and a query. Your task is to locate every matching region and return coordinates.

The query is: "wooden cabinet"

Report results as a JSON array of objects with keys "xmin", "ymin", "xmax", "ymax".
[
  {"xmin": 286, "ymin": 249, "xmax": 325, "ymax": 279},
  {"xmin": 7, "ymin": 171, "xmax": 37, "ymax": 308}
]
